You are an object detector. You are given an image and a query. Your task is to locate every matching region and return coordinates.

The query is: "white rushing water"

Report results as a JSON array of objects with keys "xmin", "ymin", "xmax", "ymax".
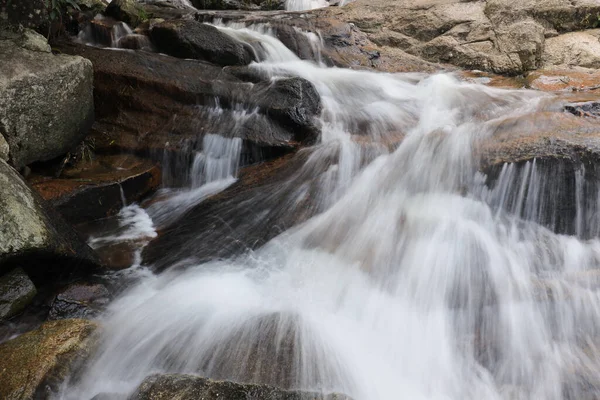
[{"xmin": 60, "ymin": 22, "xmax": 600, "ymax": 400}]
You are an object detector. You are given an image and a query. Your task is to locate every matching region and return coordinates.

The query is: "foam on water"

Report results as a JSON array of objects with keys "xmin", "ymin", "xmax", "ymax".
[{"xmin": 59, "ymin": 22, "xmax": 600, "ymax": 400}]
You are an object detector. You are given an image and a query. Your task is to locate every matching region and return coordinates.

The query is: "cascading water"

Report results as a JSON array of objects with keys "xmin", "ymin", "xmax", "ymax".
[{"xmin": 60, "ymin": 22, "xmax": 600, "ymax": 400}]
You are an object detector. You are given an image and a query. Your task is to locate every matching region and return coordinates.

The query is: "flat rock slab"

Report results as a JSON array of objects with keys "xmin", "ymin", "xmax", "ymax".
[{"xmin": 30, "ymin": 154, "xmax": 161, "ymax": 224}]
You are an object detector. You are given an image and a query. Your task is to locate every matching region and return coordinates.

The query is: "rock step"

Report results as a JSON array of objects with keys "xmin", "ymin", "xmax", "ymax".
[{"xmin": 30, "ymin": 154, "xmax": 161, "ymax": 225}]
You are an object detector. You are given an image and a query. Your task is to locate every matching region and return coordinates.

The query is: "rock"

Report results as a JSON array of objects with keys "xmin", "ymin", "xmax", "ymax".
[
  {"xmin": 30, "ymin": 154, "xmax": 161, "ymax": 224},
  {"xmin": 105, "ymin": 0, "xmax": 146, "ymax": 27},
  {"xmin": 48, "ymin": 283, "xmax": 110, "ymax": 320},
  {"xmin": 0, "ymin": 0, "xmax": 49, "ymax": 31},
  {"xmin": 320, "ymin": 0, "xmax": 600, "ymax": 74},
  {"xmin": 194, "ymin": 10, "xmax": 441, "ymax": 73},
  {"xmin": 150, "ymin": 19, "xmax": 256, "ymax": 66},
  {"xmin": 132, "ymin": 373, "xmax": 349, "ymax": 400},
  {"xmin": 0, "ymin": 158, "xmax": 101, "ymax": 284},
  {"xmin": 190, "ymin": 0, "xmax": 285, "ymax": 11},
  {"xmin": 543, "ymin": 30, "xmax": 600, "ymax": 69},
  {"xmin": 0, "ymin": 134, "xmax": 8, "ymax": 162},
  {"xmin": 478, "ymin": 109, "xmax": 600, "ymax": 236},
  {"xmin": 0, "ymin": 30, "xmax": 94, "ymax": 169},
  {"xmin": 55, "ymin": 41, "xmax": 321, "ymax": 156},
  {"xmin": 565, "ymin": 101, "xmax": 600, "ymax": 118},
  {"xmin": 0, "ymin": 268, "xmax": 37, "ymax": 320},
  {"xmin": 0, "ymin": 319, "xmax": 98, "ymax": 400},
  {"xmin": 527, "ymin": 67, "xmax": 600, "ymax": 91}
]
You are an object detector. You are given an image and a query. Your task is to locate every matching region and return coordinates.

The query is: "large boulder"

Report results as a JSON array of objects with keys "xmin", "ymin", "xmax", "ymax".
[
  {"xmin": 132, "ymin": 374, "xmax": 349, "ymax": 400},
  {"xmin": 0, "ymin": 268, "xmax": 37, "ymax": 320},
  {"xmin": 543, "ymin": 30, "xmax": 600, "ymax": 69},
  {"xmin": 0, "ymin": 319, "xmax": 98, "ymax": 400},
  {"xmin": 55, "ymin": 41, "xmax": 321, "ymax": 158},
  {"xmin": 0, "ymin": 30, "xmax": 94, "ymax": 169},
  {"xmin": 149, "ymin": 19, "xmax": 256, "ymax": 66},
  {"xmin": 0, "ymin": 158, "xmax": 100, "ymax": 283}
]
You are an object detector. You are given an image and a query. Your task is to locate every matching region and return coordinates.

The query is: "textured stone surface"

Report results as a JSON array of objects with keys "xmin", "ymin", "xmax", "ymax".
[
  {"xmin": 132, "ymin": 373, "xmax": 350, "ymax": 400},
  {"xmin": 0, "ymin": 268, "xmax": 37, "ymax": 320},
  {"xmin": 0, "ymin": 30, "xmax": 94, "ymax": 168},
  {"xmin": 320, "ymin": 0, "xmax": 600, "ymax": 74},
  {"xmin": 0, "ymin": 319, "xmax": 98, "ymax": 400}
]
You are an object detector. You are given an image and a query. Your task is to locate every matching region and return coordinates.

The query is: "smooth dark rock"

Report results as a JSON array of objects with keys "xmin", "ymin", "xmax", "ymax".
[
  {"xmin": 150, "ymin": 19, "xmax": 256, "ymax": 66},
  {"xmin": 48, "ymin": 283, "xmax": 110, "ymax": 320},
  {"xmin": 131, "ymin": 373, "xmax": 350, "ymax": 400},
  {"xmin": 0, "ymin": 268, "xmax": 37, "ymax": 320}
]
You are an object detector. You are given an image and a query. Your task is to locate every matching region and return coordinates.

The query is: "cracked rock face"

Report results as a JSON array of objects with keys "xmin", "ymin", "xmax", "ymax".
[{"xmin": 322, "ymin": 0, "xmax": 600, "ymax": 74}]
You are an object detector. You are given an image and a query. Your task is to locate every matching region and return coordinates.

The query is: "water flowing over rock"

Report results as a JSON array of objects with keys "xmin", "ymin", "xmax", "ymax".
[
  {"xmin": 132, "ymin": 374, "xmax": 350, "ymax": 400},
  {"xmin": 36, "ymin": 7, "xmax": 600, "ymax": 400},
  {"xmin": 0, "ymin": 319, "xmax": 98, "ymax": 400},
  {"xmin": 55, "ymin": 40, "xmax": 322, "ymax": 157},
  {"xmin": 0, "ymin": 159, "xmax": 100, "ymax": 283},
  {"xmin": 0, "ymin": 30, "xmax": 94, "ymax": 169}
]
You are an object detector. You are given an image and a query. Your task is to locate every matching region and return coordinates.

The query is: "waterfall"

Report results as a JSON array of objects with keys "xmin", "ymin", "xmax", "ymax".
[{"xmin": 59, "ymin": 22, "xmax": 600, "ymax": 400}]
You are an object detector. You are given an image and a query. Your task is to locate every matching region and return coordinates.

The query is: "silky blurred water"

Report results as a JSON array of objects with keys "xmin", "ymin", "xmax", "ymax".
[{"xmin": 60, "ymin": 21, "xmax": 600, "ymax": 400}]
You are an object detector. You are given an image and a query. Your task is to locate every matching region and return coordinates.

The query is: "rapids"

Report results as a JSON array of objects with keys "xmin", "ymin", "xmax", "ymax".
[{"xmin": 60, "ymin": 20, "xmax": 600, "ymax": 400}]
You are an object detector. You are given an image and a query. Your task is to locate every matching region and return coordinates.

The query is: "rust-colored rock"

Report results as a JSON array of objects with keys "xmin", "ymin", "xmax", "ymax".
[{"xmin": 30, "ymin": 154, "xmax": 161, "ymax": 224}]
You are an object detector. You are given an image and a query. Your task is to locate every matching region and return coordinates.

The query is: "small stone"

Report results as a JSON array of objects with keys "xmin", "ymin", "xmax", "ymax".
[
  {"xmin": 48, "ymin": 283, "xmax": 110, "ymax": 320},
  {"xmin": 0, "ymin": 268, "xmax": 37, "ymax": 320}
]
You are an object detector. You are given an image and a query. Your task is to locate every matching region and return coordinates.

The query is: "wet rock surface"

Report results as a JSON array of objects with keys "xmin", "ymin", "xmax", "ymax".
[
  {"xmin": 0, "ymin": 319, "xmax": 98, "ymax": 400},
  {"xmin": 150, "ymin": 19, "xmax": 257, "ymax": 65},
  {"xmin": 55, "ymin": 41, "xmax": 321, "ymax": 158},
  {"xmin": 0, "ymin": 158, "xmax": 100, "ymax": 284},
  {"xmin": 30, "ymin": 154, "xmax": 161, "ymax": 224},
  {"xmin": 48, "ymin": 283, "xmax": 110, "ymax": 320},
  {"xmin": 0, "ymin": 30, "xmax": 94, "ymax": 169},
  {"xmin": 132, "ymin": 373, "xmax": 350, "ymax": 400},
  {"xmin": 0, "ymin": 268, "xmax": 37, "ymax": 321}
]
